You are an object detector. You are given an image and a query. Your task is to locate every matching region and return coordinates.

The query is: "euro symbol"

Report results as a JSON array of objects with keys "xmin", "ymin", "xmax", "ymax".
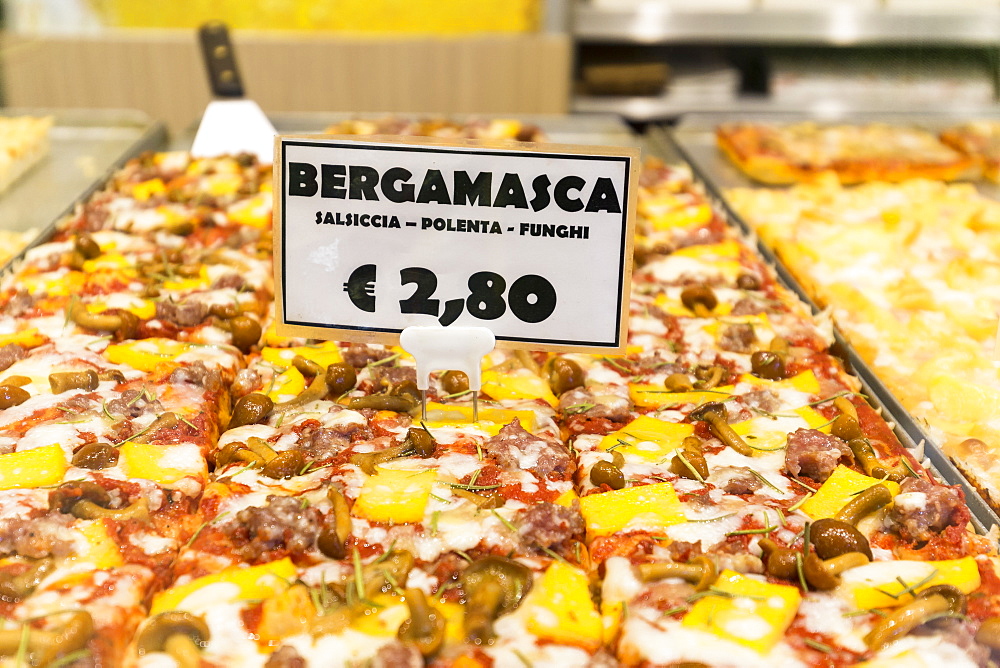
[{"xmin": 343, "ymin": 264, "xmax": 376, "ymax": 313}]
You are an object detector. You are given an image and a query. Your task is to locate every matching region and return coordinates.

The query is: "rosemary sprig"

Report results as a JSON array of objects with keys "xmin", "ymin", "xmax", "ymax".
[
  {"xmin": 491, "ymin": 509, "xmax": 518, "ymax": 534},
  {"xmin": 662, "ymin": 605, "xmax": 688, "ymax": 617},
  {"xmin": 726, "ymin": 522, "xmax": 777, "ymax": 537},
  {"xmin": 803, "ymin": 638, "xmax": 833, "ymax": 653},
  {"xmin": 48, "ymin": 649, "xmax": 92, "ymax": 668},
  {"xmin": 796, "ymin": 553, "xmax": 809, "ymax": 592},
  {"xmin": 790, "ymin": 477, "xmax": 818, "ymax": 493},
  {"xmin": 684, "ymin": 513, "xmax": 736, "ymax": 523},
  {"xmin": 788, "ymin": 492, "xmax": 812, "ymax": 512},
  {"xmin": 601, "ymin": 357, "xmax": 631, "ymax": 374},
  {"xmin": 674, "ymin": 450, "xmax": 705, "ymax": 484},
  {"xmin": 368, "ymin": 352, "xmax": 401, "ymax": 368},
  {"xmin": 448, "ymin": 482, "xmax": 501, "ymax": 491},
  {"xmin": 748, "ymin": 468, "xmax": 784, "ymax": 494},
  {"xmin": 351, "ymin": 548, "xmax": 365, "ymax": 601},
  {"xmin": 184, "ymin": 511, "xmax": 231, "ymax": 549},
  {"xmin": 563, "ymin": 403, "xmax": 595, "ymax": 415},
  {"xmin": 538, "ymin": 544, "xmax": 568, "ymax": 564},
  {"xmin": 441, "ymin": 389, "xmax": 473, "ymax": 399}
]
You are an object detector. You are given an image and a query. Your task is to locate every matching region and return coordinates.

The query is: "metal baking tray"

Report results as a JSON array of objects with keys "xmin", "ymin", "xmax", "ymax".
[
  {"xmin": 667, "ymin": 109, "xmax": 1000, "ymax": 199},
  {"xmin": 650, "ymin": 114, "xmax": 1000, "ymax": 534},
  {"xmin": 0, "ymin": 108, "xmax": 167, "ymax": 272}
]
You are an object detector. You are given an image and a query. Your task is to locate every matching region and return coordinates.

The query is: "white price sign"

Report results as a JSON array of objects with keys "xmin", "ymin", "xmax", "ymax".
[{"xmin": 273, "ymin": 135, "xmax": 638, "ymax": 352}]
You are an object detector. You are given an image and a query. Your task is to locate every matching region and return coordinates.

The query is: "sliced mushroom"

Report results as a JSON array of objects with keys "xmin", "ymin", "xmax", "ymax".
[
  {"xmin": 439, "ymin": 370, "xmax": 469, "ymax": 396},
  {"xmin": 750, "ymin": 350, "xmax": 786, "ymax": 381},
  {"xmin": 638, "ymin": 555, "xmax": 716, "ymax": 591},
  {"xmin": 546, "ymin": 357, "xmax": 585, "ymax": 396},
  {"xmin": 847, "ymin": 438, "xmax": 908, "ymax": 483},
  {"xmin": 317, "ymin": 487, "xmax": 352, "ymax": 559},
  {"xmin": 590, "ymin": 459, "xmax": 625, "ymax": 490},
  {"xmin": 72, "ymin": 442, "xmax": 119, "ymax": 470},
  {"xmin": 835, "ymin": 484, "xmax": 894, "ymax": 526},
  {"xmin": 49, "ymin": 481, "xmax": 112, "ymax": 514},
  {"xmin": 397, "ymin": 588, "xmax": 446, "ymax": 657},
  {"xmin": 272, "ymin": 373, "xmax": 328, "ymax": 414},
  {"xmin": 261, "ymin": 450, "xmax": 306, "ymax": 479},
  {"xmin": 137, "ymin": 611, "xmax": 211, "ymax": 668},
  {"xmin": 758, "ymin": 538, "xmax": 800, "ymax": 581},
  {"xmin": 809, "ymin": 518, "xmax": 872, "ymax": 560},
  {"xmin": 361, "ymin": 550, "xmax": 415, "ymax": 600},
  {"xmin": 690, "ymin": 402, "xmax": 753, "ymax": 457},
  {"xmin": 130, "ymin": 412, "xmax": 179, "ymax": 444},
  {"xmin": 670, "ymin": 436, "xmax": 709, "ymax": 481},
  {"xmin": 0, "ymin": 557, "xmax": 54, "ymax": 603},
  {"xmin": 350, "ymin": 428, "xmax": 435, "ymax": 475},
  {"xmin": 664, "ymin": 373, "xmax": 693, "ymax": 392},
  {"xmin": 864, "ymin": 585, "xmax": 965, "ymax": 651},
  {"xmin": 461, "ymin": 556, "xmax": 533, "ymax": 644},
  {"xmin": 693, "ymin": 365, "xmax": 726, "ymax": 390},
  {"xmin": 975, "ymin": 617, "xmax": 1000, "ymax": 649},
  {"xmin": 326, "ymin": 363, "xmax": 358, "ymax": 396},
  {"xmin": 801, "ymin": 551, "xmax": 869, "ymax": 590},
  {"xmin": 67, "ymin": 302, "xmax": 138, "ymax": 340},
  {"xmin": 0, "ymin": 611, "xmax": 95, "ymax": 666},
  {"xmin": 49, "ymin": 369, "xmax": 99, "ymax": 394},
  {"xmin": 0, "ymin": 385, "xmax": 30, "ymax": 409},
  {"xmin": 228, "ymin": 393, "xmax": 273, "ymax": 429},
  {"xmin": 681, "ymin": 285, "xmax": 718, "ymax": 317}
]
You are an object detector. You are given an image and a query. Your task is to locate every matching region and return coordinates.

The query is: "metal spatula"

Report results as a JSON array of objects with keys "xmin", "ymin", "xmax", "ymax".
[{"xmin": 191, "ymin": 21, "xmax": 276, "ymax": 163}]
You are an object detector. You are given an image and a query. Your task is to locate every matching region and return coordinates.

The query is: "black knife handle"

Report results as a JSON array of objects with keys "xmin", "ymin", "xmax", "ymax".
[{"xmin": 198, "ymin": 21, "xmax": 245, "ymax": 99}]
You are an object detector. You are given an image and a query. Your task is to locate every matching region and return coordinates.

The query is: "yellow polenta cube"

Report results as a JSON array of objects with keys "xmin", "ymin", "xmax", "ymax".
[
  {"xmin": 579, "ymin": 481, "xmax": 685, "ymax": 537},
  {"xmin": 353, "ymin": 466, "xmax": 437, "ymax": 524},
  {"xmin": 104, "ymin": 338, "xmax": 193, "ymax": 372},
  {"xmin": 522, "ymin": 561, "xmax": 603, "ymax": 651},
  {"xmin": 481, "ymin": 368, "xmax": 557, "ymax": 406},
  {"xmin": 598, "ymin": 415, "xmax": 694, "ymax": 461},
  {"xmin": 78, "ymin": 520, "xmax": 124, "ymax": 569},
  {"xmin": 0, "ymin": 444, "xmax": 66, "ymax": 490},
  {"xmin": 683, "ymin": 570, "xmax": 801, "ymax": 654},
  {"xmin": 0, "ymin": 328, "xmax": 45, "ymax": 350},
  {"xmin": 120, "ymin": 441, "xmax": 205, "ymax": 485},
  {"xmin": 799, "ymin": 465, "xmax": 900, "ymax": 520},
  {"xmin": 151, "ymin": 558, "xmax": 296, "ymax": 615},
  {"xmin": 840, "ymin": 557, "xmax": 980, "ymax": 609},
  {"xmin": 260, "ymin": 342, "xmax": 343, "ymax": 370},
  {"xmin": 132, "ymin": 177, "xmax": 166, "ymax": 201},
  {"xmin": 628, "ymin": 384, "xmax": 734, "ymax": 409},
  {"xmin": 264, "ymin": 365, "xmax": 306, "ymax": 402},
  {"xmin": 422, "ymin": 402, "xmax": 537, "ymax": 434}
]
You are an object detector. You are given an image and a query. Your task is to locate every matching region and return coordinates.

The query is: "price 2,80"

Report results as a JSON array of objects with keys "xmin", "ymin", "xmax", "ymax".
[{"xmin": 343, "ymin": 264, "xmax": 557, "ymax": 327}]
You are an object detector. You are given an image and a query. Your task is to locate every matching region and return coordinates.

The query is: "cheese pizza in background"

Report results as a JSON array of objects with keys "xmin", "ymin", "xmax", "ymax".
[
  {"xmin": 941, "ymin": 120, "xmax": 1000, "ymax": 183},
  {"xmin": 716, "ymin": 121, "xmax": 976, "ymax": 185},
  {"xmin": 0, "ymin": 124, "xmax": 997, "ymax": 666},
  {"xmin": 728, "ymin": 174, "xmax": 1000, "ymax": 517}
]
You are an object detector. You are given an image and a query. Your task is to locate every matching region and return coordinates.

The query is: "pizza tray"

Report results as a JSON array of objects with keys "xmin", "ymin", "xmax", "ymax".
[
  {"xmin": 649, "ymin": 118, "xmax": 1000, "ymax": 535},
  {"xmin": 0, "ymin": 108, "xmax": 167, "ymax": 271},
  {"xmin": 172, "ymin": 112, "xmax": 640, "ymax": 152},
  {"xmin": 666, "ymin": 109, "xmax": 1000, "ymax": 200}
]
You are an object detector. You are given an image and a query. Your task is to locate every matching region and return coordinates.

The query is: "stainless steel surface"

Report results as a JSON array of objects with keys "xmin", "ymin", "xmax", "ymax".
[
  {"xmin": 652, "ymin": 118, "xmax": 1000, "ymax": 533},
  {"xmin": 0, "ymin": 109, "xmax": 167, "ymax": 234},
  {"xmin": 575, "ymin": 2, "xmax": 1000, "ymax": 45}
]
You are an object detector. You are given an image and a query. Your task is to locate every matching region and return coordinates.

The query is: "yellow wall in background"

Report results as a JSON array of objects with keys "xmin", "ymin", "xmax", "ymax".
[{"xmin": 90, "ymin": 0, "xmax": 541, "ymax": 33}]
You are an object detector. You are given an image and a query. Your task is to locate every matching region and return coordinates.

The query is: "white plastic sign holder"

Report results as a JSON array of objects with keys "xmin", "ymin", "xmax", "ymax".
[{"xmin": 399, "ymin": 325, "xmax": 496, "ymax": 421}]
